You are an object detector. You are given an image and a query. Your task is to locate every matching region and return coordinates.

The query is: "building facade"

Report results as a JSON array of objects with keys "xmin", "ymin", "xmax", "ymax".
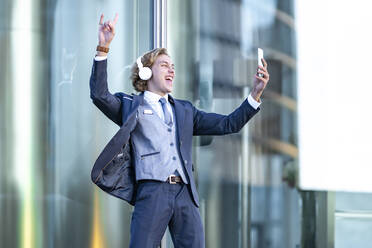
[{"xmin": 1, "ymin": 0, "xmax": 372, "ymax": 247}]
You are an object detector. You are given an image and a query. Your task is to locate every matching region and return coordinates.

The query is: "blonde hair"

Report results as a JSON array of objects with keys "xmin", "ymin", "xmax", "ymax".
[{"xmin": 130, "ymin": 48, "xmax": 169, "ymax": 92}]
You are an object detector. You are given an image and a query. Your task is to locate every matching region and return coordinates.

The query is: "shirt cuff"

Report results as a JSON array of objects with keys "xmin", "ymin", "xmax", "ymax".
[
  {"xmin": 247, "ymin": 94, "xmax": 261, "ymax": 110},
  {"xmin": 94, "ymin": 55, "xmax": 107, "ymax": 61}
]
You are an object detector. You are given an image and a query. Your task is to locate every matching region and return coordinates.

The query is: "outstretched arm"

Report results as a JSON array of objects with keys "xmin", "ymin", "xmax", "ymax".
[
  {"xmin": 89, "ymin": 13, "xmax": 123, "ymax": 126},
  {"xmin": 192, "ymin": 99, "xmax": 259, "ymax": 136},
  {"xmin": 193, "ymin": 57, "xmax": 269, "ymax": 135}
]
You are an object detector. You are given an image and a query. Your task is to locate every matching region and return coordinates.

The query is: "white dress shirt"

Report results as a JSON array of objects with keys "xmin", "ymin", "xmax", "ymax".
[
  {"xmin": 143, "ymin": 90, "xmax": 174, "ymax": 123},
  {"xmin": 94, "ymin": 56, "xmax": 261, "ymax": 109}
]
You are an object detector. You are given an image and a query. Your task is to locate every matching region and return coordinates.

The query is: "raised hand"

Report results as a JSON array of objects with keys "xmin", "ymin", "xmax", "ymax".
[
  {"xmin": 251, "ymin": 58, "xmax": 270, "ymax": 102},
  {"xmin": 98, "ymin": 13, "xmax": 119, "ymax": 48}
]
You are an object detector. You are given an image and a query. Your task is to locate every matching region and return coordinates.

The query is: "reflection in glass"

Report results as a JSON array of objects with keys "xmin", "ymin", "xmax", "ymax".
[
  {"xmin": 168, "ymin": 0, "xmax": 299, "ymax": 247},
  {"xmin": 50, "ymin": 1, "xmax": 151, "ymax": 247}
]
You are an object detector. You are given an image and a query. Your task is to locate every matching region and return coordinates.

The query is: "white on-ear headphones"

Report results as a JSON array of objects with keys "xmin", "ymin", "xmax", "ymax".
[{"xmin": 136, "ymin": 56, "xmax": 152, "ymax": 80}]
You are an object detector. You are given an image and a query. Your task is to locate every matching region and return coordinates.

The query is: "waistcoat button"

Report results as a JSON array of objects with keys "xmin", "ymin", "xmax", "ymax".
[
  {"xmin": 170, "ymin": 142, "xmax": 174, "ymax": 146},
  {"xmin": 167, "ymin": 128, "xmax": 172, "ymax": 132},
  {"xmin": 172, "ymin": 156, "xmax": 176, "ymax": 160}
]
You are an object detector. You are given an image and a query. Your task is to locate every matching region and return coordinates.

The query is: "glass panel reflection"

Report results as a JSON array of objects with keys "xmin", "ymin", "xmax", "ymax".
[
  {"xmin": 50, "ymin": 1, "xmax": 150, "ymax": 247},
  {"xmin": 167, "ymin": 0, "xmax": 299, "ymax": 247},
  {"xmin": 50, "ymin": 1, "xmax": 152, "ymax": 247}
]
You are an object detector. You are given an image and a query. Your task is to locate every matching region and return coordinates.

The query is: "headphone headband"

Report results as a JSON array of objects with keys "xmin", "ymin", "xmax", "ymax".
[{"xmin": 136, "ymin": 57, "xmax": 143, "ymax": 68}]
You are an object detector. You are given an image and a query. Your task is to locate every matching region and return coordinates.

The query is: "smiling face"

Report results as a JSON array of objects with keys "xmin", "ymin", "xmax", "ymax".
[{"xmin": 147, "ymin": 54, "xmax": 175, "ymax": 96}]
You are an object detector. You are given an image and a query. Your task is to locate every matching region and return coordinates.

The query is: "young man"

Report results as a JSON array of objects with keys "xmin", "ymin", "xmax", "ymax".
[{"xmin": 90, "ymin": 14, "xmax": 269, "ymax": 248}]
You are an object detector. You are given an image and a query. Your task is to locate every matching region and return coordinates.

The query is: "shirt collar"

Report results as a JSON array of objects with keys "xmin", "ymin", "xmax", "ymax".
[{"xmin": 144, "ymin": 90, "xmax": 169, "ymax": 103}]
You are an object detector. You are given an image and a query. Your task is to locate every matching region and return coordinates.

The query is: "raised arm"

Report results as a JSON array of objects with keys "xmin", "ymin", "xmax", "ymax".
[{"xmin": 89, "ymin": 13, "xmax": 123, "ymax": 126}]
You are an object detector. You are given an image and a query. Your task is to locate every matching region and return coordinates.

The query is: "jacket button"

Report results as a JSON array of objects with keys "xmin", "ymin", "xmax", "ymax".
[
  {"xmin": 184, "ymin": 160, "xmax": 187, "ymax": 164},
  {"xmin": 180, "ymin": 140, "xmax": 183, "ymax": 146}
]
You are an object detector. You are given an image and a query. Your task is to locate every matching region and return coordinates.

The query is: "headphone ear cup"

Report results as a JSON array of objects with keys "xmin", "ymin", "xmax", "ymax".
[{"xmin": 139, "ymin": 67, "xmax": 152, "ymax": 80}]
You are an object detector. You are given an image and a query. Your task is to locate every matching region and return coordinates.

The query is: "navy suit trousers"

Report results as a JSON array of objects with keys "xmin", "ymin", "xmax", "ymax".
[{"xmin": 129, "ymin": 180, "xmax": 205, "ymax": 248}]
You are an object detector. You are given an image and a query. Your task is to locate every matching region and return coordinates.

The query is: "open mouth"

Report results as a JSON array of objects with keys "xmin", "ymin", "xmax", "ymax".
[{"xmin": 165, "ymin": 76, "xmax": 173, "ymax": 84}]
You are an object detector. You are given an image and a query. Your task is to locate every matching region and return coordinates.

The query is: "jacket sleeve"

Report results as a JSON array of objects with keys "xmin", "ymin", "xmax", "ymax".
[
  {"xmin": 89, "ymin": 59, "xmax": 123, "ymax": 126},
  {"xmin": 192, "ymin": 99, "xmax": 259, "ymax": 136}
]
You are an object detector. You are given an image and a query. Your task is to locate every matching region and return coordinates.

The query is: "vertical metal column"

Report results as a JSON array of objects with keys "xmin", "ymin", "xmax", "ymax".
[
  {"xmin": 316, "ymin": 192, "xmax": 335, "ymax": 248},
  {"xmin": 241, "ymin": 87, "xmax": 251, "ymax": 248},
  {"xmin": 153, "ymin": 0, "xmax": 167, "ymax": 48}
]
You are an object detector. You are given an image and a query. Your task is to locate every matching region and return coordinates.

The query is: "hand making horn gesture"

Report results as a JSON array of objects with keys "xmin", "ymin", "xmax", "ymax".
[{"xmin": 97, "ymin": 13, "xmax": 119, "ymax": 53}]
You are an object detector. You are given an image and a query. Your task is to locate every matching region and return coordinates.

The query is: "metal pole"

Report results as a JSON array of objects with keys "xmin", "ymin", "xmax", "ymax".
[
  {"xmin": 153, "ymin": 0, "xmax": 167, "ymax": 49},
  {"xmin": 241, "ymin": 86, "xmax": 251, "ymax": 248}
]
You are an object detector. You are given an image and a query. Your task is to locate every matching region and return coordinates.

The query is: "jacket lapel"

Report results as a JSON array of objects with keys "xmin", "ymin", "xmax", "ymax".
[
  {"xmin": 169, "ymin": 94, "xmax": 186, "ymax": 140},
  {"xmin": 121, "ymin": 92, "xmax": 142, "ymax": 130},
  {"xmin": 132, "ymin": 92, "xmax": 144, "ymax": 107},
  {"xmin": 128, "ymin": 92, "xmax": 143, "ymax": 117}
]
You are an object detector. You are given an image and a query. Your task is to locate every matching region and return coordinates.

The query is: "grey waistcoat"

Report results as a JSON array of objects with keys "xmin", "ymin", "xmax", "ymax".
[{"xmin": 130, "ymin": 100, "xmax": 188, "ymax": 183}]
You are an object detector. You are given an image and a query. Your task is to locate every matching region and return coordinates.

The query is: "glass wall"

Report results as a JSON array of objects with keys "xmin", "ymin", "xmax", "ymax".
[
  {"xmin": 335, "ymin": 192, "xmax": 372, "ymax": 248},
  {"xmin": 167, "ymin": 0, "xmax": 299, "ymax": 247},
  {"xmin": 1, "ymin": 0, "xmax": 152, "ymax": 247},
  {"xmin": 50, "ymin": 1, "xmax": 153, "ymax": 247}
]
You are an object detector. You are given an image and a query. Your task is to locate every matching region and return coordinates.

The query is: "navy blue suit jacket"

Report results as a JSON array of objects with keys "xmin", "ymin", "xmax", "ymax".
[{"xmin": 89, "ymin": 59, "xmax": 260, "ymax": 207}]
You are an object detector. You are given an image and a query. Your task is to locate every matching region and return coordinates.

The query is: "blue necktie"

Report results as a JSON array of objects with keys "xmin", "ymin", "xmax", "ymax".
[{"xmin": 159, "ymin": 97, "xmax": 172, "ymax": 126}]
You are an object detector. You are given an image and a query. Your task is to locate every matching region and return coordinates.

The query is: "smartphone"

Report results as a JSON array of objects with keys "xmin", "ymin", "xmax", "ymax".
[{"xmin": 258, "ymin": 48, "xmax": 264, "ymax": 77}]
